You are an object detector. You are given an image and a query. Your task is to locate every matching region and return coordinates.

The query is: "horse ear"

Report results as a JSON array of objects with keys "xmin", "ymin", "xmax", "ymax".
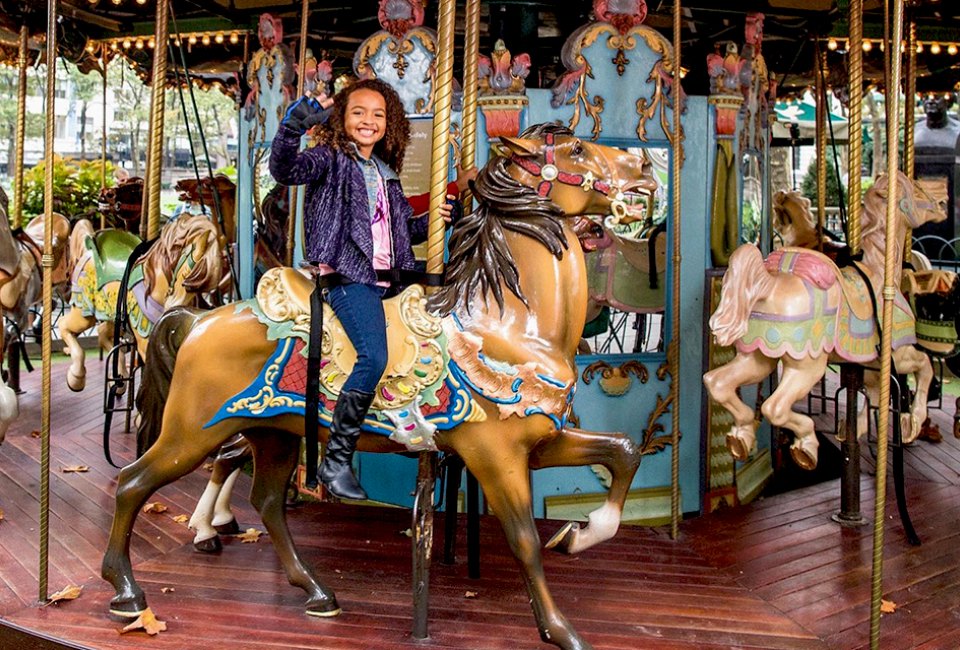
[{"xmin": 498, "ymin": 136, "xmax": 539, "ymax": 158}]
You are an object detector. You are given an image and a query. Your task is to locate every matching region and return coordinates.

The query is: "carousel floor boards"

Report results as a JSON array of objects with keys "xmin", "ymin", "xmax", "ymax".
[{"xmin": 0, "ymin": 359, "xmax": 958, "ymax": 649}]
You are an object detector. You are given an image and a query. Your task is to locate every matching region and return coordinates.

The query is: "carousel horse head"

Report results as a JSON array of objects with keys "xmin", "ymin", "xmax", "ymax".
[
  {"xmin": 772, "ymin": 188, "xmax": 816, "ymax": 248},
  {"xmin": 862, "ymin": 172, "xmax": 947, "ymax": 233},
  {"xmin": 174, "ymin": 175, "xmax": 238, "ymax": 244},
  {"xmin": 140, "ymin": 214, "xmax": 224, "ymax": 310}
]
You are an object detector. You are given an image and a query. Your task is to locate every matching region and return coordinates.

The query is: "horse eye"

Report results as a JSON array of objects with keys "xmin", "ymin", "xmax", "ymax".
[{"xmin": 571, "ymin": 141, "xmax": 584, "ymax": 156}]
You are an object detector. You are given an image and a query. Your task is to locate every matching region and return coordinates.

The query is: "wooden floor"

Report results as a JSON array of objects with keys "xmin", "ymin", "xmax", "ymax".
[{"xmin": 1, "ymin": 359, "xmax": 959, "ymax": 649}]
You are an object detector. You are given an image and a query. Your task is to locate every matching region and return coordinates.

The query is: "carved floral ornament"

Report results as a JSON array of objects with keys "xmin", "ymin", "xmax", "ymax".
[
  {"xmin": 550, "ymin": 0, "xmax": 684, "ymax": 157},
  {"xmin": 477, "ymin": 39, "xmax": 531, "ymax": 140}
]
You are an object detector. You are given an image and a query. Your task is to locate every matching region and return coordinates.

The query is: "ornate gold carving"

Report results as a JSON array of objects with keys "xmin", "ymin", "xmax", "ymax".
[
  {"xmin": 581, "ymin": 360, "xmax": 649, "ymax": 396},
  {"xmin": 567, "ymin": 62, "xmax": 604, "ymax": 141},
  {"xmin": 447, "ymin": 326, "xmax": 572, "ymax": 421}
]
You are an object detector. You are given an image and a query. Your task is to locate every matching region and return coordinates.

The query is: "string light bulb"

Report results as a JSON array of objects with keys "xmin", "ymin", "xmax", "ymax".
[
  {"xmin": 136, "ymin": 0, "xmax": 147, "ymax": 3},
  {"xmin": 122, "ymin": 38, "xmax": 132, "ymax": 49},
  {"xmin": 949, "ymin": 44, "xmax": 958, "ymax": 56},
  {"xmin": 229, "ymin": 32, "xmax": 239, "ymax": 44},
  {"xmin": 931, "ymin": 42, "xmax": 942, "ymax": 54},
  {"xmin": 147, "ymin": 38, "xmax": 155, "ymax": 48},
  {"xmin": 201, "ymin": 34, "xmax": 211, "ymax": 45},
  {"xmin": 188, "ymin": 34, "xmax": 198, "ymax": 45},
  {"xmin": 916, "ymin": 41, "xmax": 924, "ymax": 54},
  {"xmin": 863, "ymin": 40, "xmax": 873, "ymax": 52},
  {"xmin": 827, "ymin": 38, "xmax": 838, "ymax": 51},
  {"xmin": 214, "ymin": 33, "xmax": 224, "ymax": 44},
  {"xmin": 135, "ymin": 38, "xmax": 144, "ymax": 49}
]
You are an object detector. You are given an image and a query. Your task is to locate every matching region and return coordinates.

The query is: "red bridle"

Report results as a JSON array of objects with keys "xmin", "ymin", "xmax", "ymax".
[{"xmin": 509, "ymin": 132, "xmax": 614, "ymax": 199}]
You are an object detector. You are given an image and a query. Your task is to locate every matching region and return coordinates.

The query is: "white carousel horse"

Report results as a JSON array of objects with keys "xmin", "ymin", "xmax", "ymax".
[{"xmin": 705, "ymin": 173, "xmax": 945, "ymax": 469}]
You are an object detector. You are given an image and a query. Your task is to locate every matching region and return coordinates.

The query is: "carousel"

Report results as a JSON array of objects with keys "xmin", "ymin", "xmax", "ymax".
[{"xmin": 0, "ymin": 1, "xmax": 959, "ymax": 649}]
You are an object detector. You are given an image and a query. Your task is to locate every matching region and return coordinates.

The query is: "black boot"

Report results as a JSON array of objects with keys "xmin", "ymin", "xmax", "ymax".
[{"xmin": 319, "ymin": 389, "xmax": 373, "ymax": 501}]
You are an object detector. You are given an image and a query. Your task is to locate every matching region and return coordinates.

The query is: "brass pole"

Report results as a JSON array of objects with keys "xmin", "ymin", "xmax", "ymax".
[
  {"xmin": 287, "ymin": 0, "xmax": 310, "ymax": 266},
  {"xmin": 101, "ymin": 48, "xmax": 108, "ymax": 230},
  {"xmin": 40, "ymin": 0, "xmax": 59, "ymax": 603},
  {"xmin": 815, "ymin": 39, "xmax": 827, "ymax": 251},
  {"xmin": 13, "ymin": 26, "xmax": 28, "ymax": 229},
  {"xmin": 414, "ymin": 0, "xmax": 457, "ymax": 639},
  {"xmin": 459, "ymin": 0, "xmax": 480, "ymax": 216},
  {"xmin": 848, "ymin": 0, "xmax": 864, "ymax": 255},
  {"xmin": 870, "ymin": 1, "xmax": 904, "ymax": 647},
  {"xmin": 144, "ymin": 0, "xmax": 170, "ymax": 240},
  {"xmin": 903, "ymin": 16, "xmax": 917, "ymax": 253},
  {"xmin": 669, "ymin": 0, "xmax": 684, "ymax": 539}
]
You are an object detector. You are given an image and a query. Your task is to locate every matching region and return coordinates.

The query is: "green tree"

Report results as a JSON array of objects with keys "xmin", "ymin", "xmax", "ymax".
[
  {"xmin": 800, "ymin": 156, "xmax": 845, "ymax": 208},
  {"xmin": 111, "ymin": 59, "xmax": 151, "ymax": 176},
  {"xmin": 0, "ymin": 68, "xmax": 44, "ymax": 189},
  {"xmin": 21, "ymin": 156, "xmax": 113, "ymax": 222},
  {"xmin": 67, "ymin": 62, "xmax": 103, "ymax": 159}
]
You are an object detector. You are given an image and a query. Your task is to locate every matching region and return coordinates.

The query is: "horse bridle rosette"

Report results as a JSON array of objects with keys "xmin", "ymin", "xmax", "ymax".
[{"xmin": 509, "ymin": 132, "xmax": 649, "ymax": 224}]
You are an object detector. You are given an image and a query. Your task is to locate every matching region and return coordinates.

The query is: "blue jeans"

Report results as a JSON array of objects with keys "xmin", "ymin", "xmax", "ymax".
[{"xmin": 323, "ymin": 282, "xmax": 387, "ymax": 395}]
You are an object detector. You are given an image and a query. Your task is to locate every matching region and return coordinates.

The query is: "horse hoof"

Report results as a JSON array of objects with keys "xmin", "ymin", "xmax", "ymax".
[
  {"xmin": 193, "ymin": 535, "xmax": 222, "ymax": 554},
  {"xmin": 214, "ymin": 519, "xmax": 241, "ymax": 536},
  {"xmin": 306, "ymin": 597, "xmax": 341, "ymax": 618},
  {"xmin": 67, "ymin": 371, "xmax": 86, "ymax": 392},
  {"xmin": 725, "ymin": 426, "xmax": 755, "ymax": 461},
  {"xmin": 544, "ymin": 521, "xmax": 579, "ymax": 554},
  {"xmin": 790, "ymin": 439, "xmax": 819, "ymax": 471},
  {"xmin": 109, "ymin": 595, "xmax": 148, "ymax": 619}
]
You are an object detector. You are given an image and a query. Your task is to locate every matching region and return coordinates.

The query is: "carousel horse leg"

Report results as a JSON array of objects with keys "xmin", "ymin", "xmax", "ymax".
[
  {"xmin": 703, "ymin": 349, "xmax": 777, "ymax": 461},
  {"xmin": 212, "ymin": 468, "xmax": 243, "ymax": 533},
  {"xmin": 893, "ymin": 345, "xmax": 933, "ymax": 444},
  {"xmin": 763, "ymin": 354, "xmax": 829, "ymax": 470},
  {"xmin": 58, "ymin": 307, "xmax": 95, "ymax": 391},
  {"xmin": 456, "ymin": 422, "xmax": 592, "ymax": 650},
  {"xmin": 243, "ymin": 428, "xmax": 341, "ymax": 618},
  {"xmin": 103, "ymin": 418, "xmax": 237, "ymax": 617},
  {"xmin": 188, "ymin": 434, "xmax": 251, "ymax": 550},
  {"xmin": 533, "ymin": 427, "xmax": 641, "ymax": 555}
]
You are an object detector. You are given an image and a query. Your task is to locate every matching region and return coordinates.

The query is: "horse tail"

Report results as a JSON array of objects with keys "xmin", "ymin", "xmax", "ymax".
[
  {"xmin": 709, "ymin": 244, "xmax": 775, "ymax": 347},
  {"xmin": 135, "ymin": 306, "xmax": 203, "ymax": 457}
]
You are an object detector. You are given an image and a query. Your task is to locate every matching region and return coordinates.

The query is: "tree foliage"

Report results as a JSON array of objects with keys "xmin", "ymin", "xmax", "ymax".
[
  {"xmin": 800, "ymin": 156, "xmax": 845, "ymax": 208},
  {"xmin": 21, "ymin": 156, "xmax": 114, "ymax": 223}
]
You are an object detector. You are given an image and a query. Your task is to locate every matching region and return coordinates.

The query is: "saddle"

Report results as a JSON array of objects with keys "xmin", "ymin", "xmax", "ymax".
[
  {"xmin": 87, "ymin": 230, "xmax": 143, "ymax": 290},
  {"xmin": 766, "ymin": 247, "xmax": 874, "ymax": 322},
  {"xmin": 255, "ymin": 267, "xmax": 446, "ymax": 411},
  {"xmin": 903, "ymin": 269, "xmax": 960, "ymax": 356}
]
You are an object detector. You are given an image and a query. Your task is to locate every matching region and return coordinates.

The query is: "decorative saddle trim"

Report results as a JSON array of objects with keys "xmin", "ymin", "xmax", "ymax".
[
  {"xmin": 254, "ymin": 267, "xmax": 445, "ymax": 411},
  {"xmin": 767, "ymin": 248, "xmax": 874, "ymax": 322}
]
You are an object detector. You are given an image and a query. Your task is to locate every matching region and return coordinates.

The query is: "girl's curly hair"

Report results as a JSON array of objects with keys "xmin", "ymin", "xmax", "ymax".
[{"xmin": 312, "ymin": 78, "xmax": 410, "ymax": 173}]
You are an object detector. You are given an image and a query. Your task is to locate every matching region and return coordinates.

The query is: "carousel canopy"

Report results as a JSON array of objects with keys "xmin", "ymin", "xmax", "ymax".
[{"xmin": 0, "ymin": 0, "xmax": 957, "ymax": 96}]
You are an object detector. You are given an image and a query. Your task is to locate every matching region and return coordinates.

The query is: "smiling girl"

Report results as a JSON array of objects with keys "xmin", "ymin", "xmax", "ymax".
[{"xmin": 270, "ymin": 78, "xmax": 454, "ymax": 501}]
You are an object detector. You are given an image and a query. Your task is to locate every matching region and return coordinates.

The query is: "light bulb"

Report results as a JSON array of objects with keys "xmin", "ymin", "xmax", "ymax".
[
  {"xmin": 949, "ymin": 44, "xmax": 958, "ymax": 56},
  {"xmin": 827, "ymin": 38, "xmax": 838, "ymax": 51},
  {"xmin": 931, "ymin": 42, "xmax": 942, "ymax": 54},
  {"xmin": 86, "ymin": 42, "xmax": 96, "ymax": 53},
  {"xmin": 229, "ymin": 33, "xmax": 239, "ymax": 44},
  {"xmin": 863, "ymin": 40, "xmax": 873, "ymax": 52},
  {"xmin": 916, "ymin": 42, "xmax": 924, "ymax": 54},
  {"xmin": 147, "ymin": 38, "xmax": 155, "ymax": 48},
  {"xmin": 122, "ymin": 38, "xmax": 132, "ymax": 49},
  {"xmin": 110, "ymin": 41, "xmax": 119, "ymax": 51},
  {"xmin": 188, "ymin": 35, "xmax": 197, "ymax": 45},
  {"xmin": 201, "ymin": 34, "xmax": 211, "ymax": 45},
  {"xmin": 214, "ymin": 33, "xmax": 224, "ymax": 44},
  {"xmin": 135, "ymin": 39, "xmax": 144, "ymax": 49}
]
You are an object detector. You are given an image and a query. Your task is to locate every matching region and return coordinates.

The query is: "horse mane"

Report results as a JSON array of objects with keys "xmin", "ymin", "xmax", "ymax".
[
  {"xmin": 428, "ymin": 123, "xmax": 571, "ymax": 317},
  {"xmin": 860, "ymin": 172, "xmax": 909, "ymax": 285},
  {"xmin": 141, "ymin": 216, "xmax": 220, "ymax": 296}
]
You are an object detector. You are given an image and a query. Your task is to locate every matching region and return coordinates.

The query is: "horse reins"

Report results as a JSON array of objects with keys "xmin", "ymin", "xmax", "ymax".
[{"xmin": 508, "ymin": 133, "xmax": 634, "ymax": 221}]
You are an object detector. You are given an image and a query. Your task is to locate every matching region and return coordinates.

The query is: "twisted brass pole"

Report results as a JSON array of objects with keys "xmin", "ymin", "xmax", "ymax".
[
  {"xmin": 815, "ymin": 39, "xmax": 827, "ymax": 251},
  {"xmin": 40, "ymin": 0, "xmax": 59, "ymax": 603},
  {"xmin": 414, "ymin": 0, "xmax": 457, "ymax": 640},
  {"xmin": 460, "ymin": 0, "xmax": 481, "ymax": 216},
  {"xmin": 871, "ymin": 1, "xmax": 904, "ymax": 647},
  {"xmin": 13, "ymin": 25, "xmax": 28, "ymax": 229},
  {"xmin": 144, "ymin": 0, "xmax": 170, "ymax": 240},
  {"xmin": 101, "ymin": 49, "xmax": 108, "ymax": 230},
  {"xmin": 287, "ymin": 0, "xmax": 310, "ymax": 266},
  {"xmin": 903, "ymin": 16, "xmax": 917, "ymax": 253},
  {"xmin": 669, "ymin": 0, "xmax": 684, "ymax": 540},
  {"xmin": 848, "ymin": 0, "xmax": 864, "ymax": 255}
]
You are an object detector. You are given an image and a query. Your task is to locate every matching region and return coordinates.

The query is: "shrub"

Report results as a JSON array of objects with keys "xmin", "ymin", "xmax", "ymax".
[{"xmin": 20, "ymin": 156, "xmax": 114, "ymax": 225}]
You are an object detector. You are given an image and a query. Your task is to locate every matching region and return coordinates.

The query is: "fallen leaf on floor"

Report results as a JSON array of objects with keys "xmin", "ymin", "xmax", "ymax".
[
  {"xmin": 238, "ymin": 528, "xmax": 263, "ymax": 543},
  {"xmin": 172, "ymin": 515, "xmax": 189, "ymax": 524},
  {"xmin": 202, "ymin": 462, "xmax": 214, "ymax": 471},
  {"xmin": 60, "ymin": 465, "xmax": 89, "ymax": 473},
  {"xmin": 30, "ymin": 430, "xmax": 40, "ymax": 438},
  {"xmin": 119, "ymin": 608, "xmax": 167, "ymax": 636},
  {"xmin": 142, "ymin": 502, "xmax": 168, "ymax": 514},
  {"xmin": 400, "ymin": 528, "xmax": 412, "ymax": 537},
  {"xmin": 465, "ymin": 591, "xmax": 478, "ymax": 598},
  {"xmin": 881, "ymin": 599, "xmax": 897, "ymax": 614},
  {"xmin": 160, "ymin": 587, "xmax": 175, "ymax": 594},
  {"xmin": 47, "ymin": 585, "xmax": 82, "ymax": 604}
]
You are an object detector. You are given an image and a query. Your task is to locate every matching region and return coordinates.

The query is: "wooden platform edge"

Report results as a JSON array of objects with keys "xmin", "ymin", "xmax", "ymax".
[{"xmin": 0, "ymin": 617, "xmax": 97, "ymax": 650}]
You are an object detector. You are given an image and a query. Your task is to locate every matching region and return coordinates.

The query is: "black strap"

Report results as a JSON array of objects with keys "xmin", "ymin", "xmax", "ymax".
[
  {"xmin": 313, "ymin": 268, "xmax": 445, "ymax": 289},
  {"xmin": 304, "ymin": 273, "xmax": 324, "ymax": 489}
]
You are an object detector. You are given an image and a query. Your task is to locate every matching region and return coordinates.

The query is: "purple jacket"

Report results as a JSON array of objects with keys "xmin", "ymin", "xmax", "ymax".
[{"xmin": 269, "ymin": 124, "xmax": 428, "ymax": 285}]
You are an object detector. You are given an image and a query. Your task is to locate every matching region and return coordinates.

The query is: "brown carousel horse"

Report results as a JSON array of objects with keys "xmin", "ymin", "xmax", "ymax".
[
  {"xmin": 704, "ymin": 172, "xmax": 945, "ymax": 469},
  {"xmin": 771, "ymin": 186, "xmax": 939, "ymax": 444},
  {"xmin": 104, "ymin": 124, "xmax": 647, "ymax": 650},
  {"xmin": 97, "ymin": 177, "xmax": 144, "ymax": 233}
]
